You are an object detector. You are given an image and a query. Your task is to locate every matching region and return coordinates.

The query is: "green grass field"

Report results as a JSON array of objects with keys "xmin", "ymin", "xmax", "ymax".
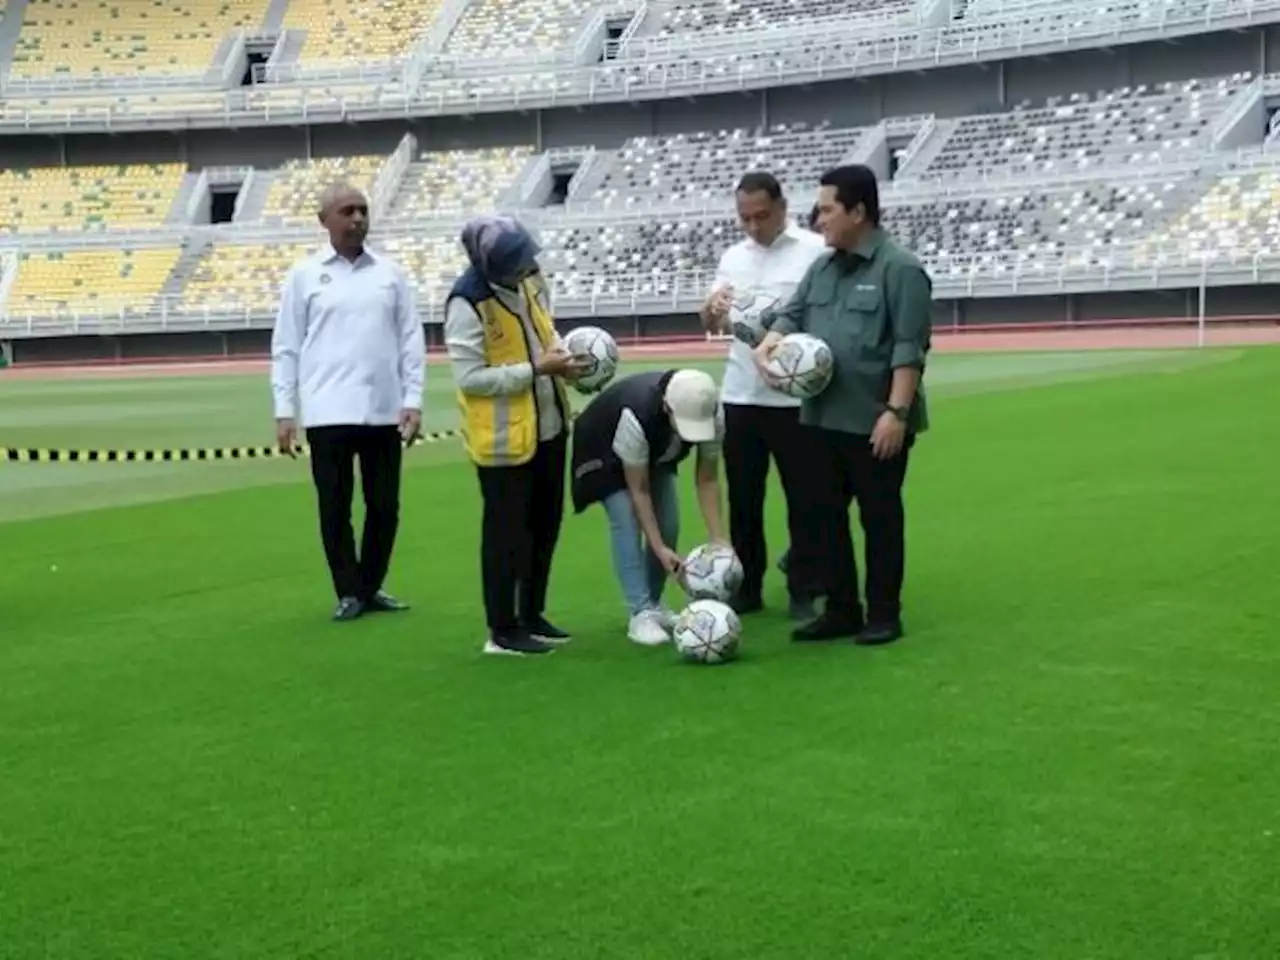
[{"xmin": 2, "ymin": 346, "xmax": 1278, "ymax": 959}]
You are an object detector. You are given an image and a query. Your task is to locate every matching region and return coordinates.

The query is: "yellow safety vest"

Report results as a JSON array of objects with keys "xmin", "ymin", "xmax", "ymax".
[{"xmin": 456, "ymin": 277, "xmax": 569, "ymax": 467}]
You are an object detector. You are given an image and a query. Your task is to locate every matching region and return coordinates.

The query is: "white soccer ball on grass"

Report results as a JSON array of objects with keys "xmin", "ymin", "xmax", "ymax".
[
  {"xmin": 672, "ymin": 599, "xmax": 743, "ymax": 665},
  {"xmin": 561, "ymin": 325, "xmax": 619, "ymax": 395},
  {"xmin": 678, "ymin": 542, "xmax": 744, "ymax": 603},
  {"xmin": 764, "ymin": 332, "xmax": 835, "ymax": 400}
]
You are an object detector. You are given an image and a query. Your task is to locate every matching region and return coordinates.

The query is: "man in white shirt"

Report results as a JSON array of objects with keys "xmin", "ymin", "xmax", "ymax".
[
  {"xmin": 699, "ymin": 171, "xmax": 827, "ymax": 619},
  {"xmin": 270, "ymin": 182, "xmax": 426, "ymax": 622}
]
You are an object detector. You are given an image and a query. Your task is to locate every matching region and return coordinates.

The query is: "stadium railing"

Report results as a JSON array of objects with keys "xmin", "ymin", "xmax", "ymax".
[
  {"xmin": 3, "ymin": 0, "xmax": 1278, "ymax": 133},
  {"xmin": 4, "ymin": 248, "xmax": 1280, "ymax": 337}
]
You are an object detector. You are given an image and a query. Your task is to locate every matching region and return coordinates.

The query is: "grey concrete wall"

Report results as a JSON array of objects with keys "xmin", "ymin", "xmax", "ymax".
[
  {"xmin": 8, "ymin": 285, "xmax": 1279, "ymax": 365},
  {"xmin": 4, "ymin": 26, "xmax": 1278, "ymax": 171}
]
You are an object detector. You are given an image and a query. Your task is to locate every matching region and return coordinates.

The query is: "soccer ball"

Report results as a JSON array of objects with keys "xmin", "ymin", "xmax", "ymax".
[
  {"xmin": 725, "ymin": 292, "xmax": 779, "ymax": 346},
  {"xmin": 764, "ymin": 332, "xmax": 834, "ymax": 399},
  {"xmin": 673, "ymin": 599, "xmax": 742, "ymax": 665},
  {"xmin": 678, "ymin": 542, "xmax": 744, "ymax": 602},
  {"xmin": 561, "ymin": 325, "xmax": 619, "ymax": 394}
]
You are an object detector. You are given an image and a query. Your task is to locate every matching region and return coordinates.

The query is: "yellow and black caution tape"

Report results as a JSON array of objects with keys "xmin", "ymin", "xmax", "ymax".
[{"xmin": 2, "ymin": 426, "xmax": 467, "ymax": 465}]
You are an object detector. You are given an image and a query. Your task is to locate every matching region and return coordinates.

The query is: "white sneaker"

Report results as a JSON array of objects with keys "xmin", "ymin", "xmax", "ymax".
[
  {"xmin": 627, "ymin": 610, "xmax": 671, "ymax": 646},
  {"xmin": 654, "ymin": 603, "xmax": 678, "ymax": 630}
]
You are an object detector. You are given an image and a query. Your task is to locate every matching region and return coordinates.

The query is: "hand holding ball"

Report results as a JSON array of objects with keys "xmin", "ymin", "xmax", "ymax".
[
  {"xmin": 677, "ymin": 542, "xmax": 744, "ymax": 603},
  {"xmin": 762, "ymin": 332, "xmax": 834, "ymax": 400},
  {"xmin": 560, "ymin": 326, "xmax": 619, "ymax": 395}
]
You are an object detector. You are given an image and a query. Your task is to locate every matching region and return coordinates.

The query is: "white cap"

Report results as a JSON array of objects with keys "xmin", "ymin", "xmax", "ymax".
[{"xmin": 664, "ymin": 369, "xmax": 720, "ymax": 442}]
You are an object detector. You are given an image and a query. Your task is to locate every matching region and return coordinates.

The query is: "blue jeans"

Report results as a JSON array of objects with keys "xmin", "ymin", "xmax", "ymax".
[{"xmin": 601, "ymin": 467, "xmax": 680, "ymax": 615}]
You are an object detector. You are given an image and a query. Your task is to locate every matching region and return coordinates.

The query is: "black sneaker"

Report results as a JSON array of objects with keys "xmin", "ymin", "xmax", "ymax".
[
  {"xmin": 524, "ymin": 616, "xmax": 571, "ymax": 645},
  {"xmin": 729, "ymin": 593, "xmax": 764, "ymax": 615},
  {"xmin": 333, "ymin": 596, "xmax": 364, "ymax": 621},
  {"xmin": 791, "ymin": 609, "xmax": 864, "ymax": 642},
  {"xmin": 484, "ymin": 629, "xmax": 554, "ymax": 656},
  {"xmin": 365, "ymin": 590, "xmax": 409, "ymax": 613},
  {"xmin": 857, "ymin": 620, "xmax": 904, "ymax": 646}
]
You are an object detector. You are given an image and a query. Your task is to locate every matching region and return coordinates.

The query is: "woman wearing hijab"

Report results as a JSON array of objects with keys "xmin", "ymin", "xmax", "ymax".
[{"xmin": 444, "ymin": 215, "xmax": 590, "ymax": 656}]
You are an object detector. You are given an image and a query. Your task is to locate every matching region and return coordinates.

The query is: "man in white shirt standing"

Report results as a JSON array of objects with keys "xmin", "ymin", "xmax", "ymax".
[
  {"xmin": 699, "ymin": 172, "xmax": 827, "ymax": 619},
  {"xmin": 271, "ymin": 182, "xmax": 426, "ymax": 621}
]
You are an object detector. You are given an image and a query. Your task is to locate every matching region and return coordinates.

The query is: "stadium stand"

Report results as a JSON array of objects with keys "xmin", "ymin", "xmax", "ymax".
[
  {"xmin": 588, "ymin": 123, "xmax": 870, "ymax": 207},
  {"xmin": 178, "ymin": 241, "xmax": 315, "ymax": 312},
  {"xmin": 653, "ymin": 0, "xmax": 917, "ymax": 36},
  {"xmin": 9, "ymin": 0, "xmax": 267, "ymax": 78},
  {"xmin": 283, "ymin": 0, "xmax": 441, "ymax": 62},
  {"xmin": 258, "ymin": 155, "xmax": 386, "ymax": 223},
  {"xmin": 5, "ymin": 248, "xmax": 181, "ymax": 312},
  {"xmin": 918, "ymin": 76, "xmax": 1246, "ymax": 180},
  {"xmin": 386, "ymin": 146, "xmax": 535, "ymax": 220},
  {"xmin": 443, "ymin": 0, "xmax": 594, "ymax": 57},
  {"xmin": 0, "ymin": 163, "xmax": 186, "ymax": 233},
  {"xmin": 1134, "ymin": 167, "xmax": 1280, "ymax": 263}
]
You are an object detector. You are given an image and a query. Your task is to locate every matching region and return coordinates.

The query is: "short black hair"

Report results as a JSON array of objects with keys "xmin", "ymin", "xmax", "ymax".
[
  {"xmin": 736, "ymin": 171, "xmax": 783, "ymax": 202},
  {"xmin": 819, "ymin": 164, "xmax": 880, "ymax": 225},
  {"xmin": 806, "ymin": 204, "xmax": 820, "ymax": 231}
]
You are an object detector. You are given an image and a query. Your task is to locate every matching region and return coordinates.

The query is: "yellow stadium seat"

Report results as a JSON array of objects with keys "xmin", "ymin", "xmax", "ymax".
[
  {"xmin": 283, "ymin": 0, "xmax": 443, "ymax": 63},
  {"xmin": 8, "ymin": 248, "xmax": 182, "ymax": 313},
  {"xmin": 260, "ymin": 155, "xmax": 385, "ymax": 223},
  {"xmin": 180, "ymin": 242, "xmax": 316, "ymax": 311},
  {"xmin": 11, "ymin": 0, "xmax": 268, "ymax": 78},
  {"xmin": 0, "ymin": 163, "xmax": 187, "ymax": 233}
]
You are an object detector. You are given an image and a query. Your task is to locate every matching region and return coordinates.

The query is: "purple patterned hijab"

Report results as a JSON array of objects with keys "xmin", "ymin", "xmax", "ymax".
[{"xmin": 458, "ymin": 215, "xmax": 542, "ymax": 288}]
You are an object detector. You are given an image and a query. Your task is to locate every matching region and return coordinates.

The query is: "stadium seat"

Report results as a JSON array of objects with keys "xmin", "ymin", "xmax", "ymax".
[
  {"xmin": 6, "ymin": 248, "xmax": 182, "ymax": 313},
  {"xmin": 258, "ymin": 155, "xmax": 386, "ymax": 223},
  {"xmin": 654, "ymin": 0, "xmax": 915, "ymax": 35},
  {"xmin": 920, "ymin": 76, "xmax": 1247, "ymax": 179},
  {"xmin": 0, "ymin": 164, "xmax": 186, "ymax": 233},
  {"xmin": 179, "ymin": 242, "xmax": 316, "ymax": 312},
  {"xmin": 590, "ymin": 122, "xmax": 868, "ymax": 207},
  {"xmin": 443, "ymin": 0, "xmax": 595, "ymax": 57},
  {"xmin": 283, "ymin": 0, "xmax": 442, "ymax": 63},
  {"xmin": 387, "ymin": 146, "xmax": 535, "ymax": 220},
  {"xmin": 1135, "ymin": 169, "xmax": 1280, "ymax": 263},
  {"xmin": 376, "ymin": 234, "xmax": 470, "ymax": 314},
  {"xmin": 9, "ymin": 0, "xmax": 267, "ymax": 78}
]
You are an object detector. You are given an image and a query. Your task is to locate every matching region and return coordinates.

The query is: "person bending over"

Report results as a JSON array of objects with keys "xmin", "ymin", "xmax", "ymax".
[{"xmin": 569, "ymin": 369, "xmax": 728, "ymax": 646}]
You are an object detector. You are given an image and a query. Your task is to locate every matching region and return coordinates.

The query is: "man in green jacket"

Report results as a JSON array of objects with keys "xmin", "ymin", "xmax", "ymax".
[{"xmin": 755, "ymin": 164, "xmax": 933, "ymax": 646}]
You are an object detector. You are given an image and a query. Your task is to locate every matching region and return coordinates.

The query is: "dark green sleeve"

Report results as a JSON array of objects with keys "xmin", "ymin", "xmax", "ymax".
[
  {"xmin": 886, "ymin": 259, "xmax": 932, "ymax": 369},
  {"xmin": 762, "ymin": 258, "xmax": 816, "ymax": 336}
]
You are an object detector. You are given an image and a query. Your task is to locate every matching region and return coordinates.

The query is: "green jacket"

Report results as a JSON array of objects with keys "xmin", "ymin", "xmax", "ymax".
[{"xmin": 766, "ymin": 228, "xmax": 932, "ymax": 436}]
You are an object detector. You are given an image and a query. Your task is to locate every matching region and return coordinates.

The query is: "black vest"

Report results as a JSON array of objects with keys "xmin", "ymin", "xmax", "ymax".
[{"xmin": 570, "ymin": 369, "xmax": 692, "ymax": 513}]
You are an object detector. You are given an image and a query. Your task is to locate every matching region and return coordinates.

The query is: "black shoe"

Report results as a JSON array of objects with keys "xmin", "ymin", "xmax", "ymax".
[
  {"xmin": 857, "ymin": 620, "xmax": 904, "ymax": 646},
  {"xmin": 366, "ymin": 590, "xmax": 409, "ymax": 613},
  {"xmin": 484, "ymin": 628, "xmax": 555, "ymax": 656},
  {"xmin": 524, "ymin": 616, "xmax": 571, "ymax": 644},
  {"xmin": 776, "ymin": 551, "xmax": 790, "ymax": 576},
  {"xmin": 791, "ymin": 609, "xmax": 864, "ymax": 642},
  {"xmin": 729, "ymin": 593, "xmax": 764, "ymax": 615},
  {"xmin": 333, "ymin": 596, "xmax": 365, "ymax": 621}
]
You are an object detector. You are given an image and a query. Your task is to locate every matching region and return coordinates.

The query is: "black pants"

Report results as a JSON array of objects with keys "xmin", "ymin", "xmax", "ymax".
[
  {"xmin": 723, "ymin": 403, "xmax": 812, "ymax": 599},
  {"xmin": 475, "ymin": 433, "xmax": 567, "ymax": 632},
  {"xmin": 307, "ymin": 424, "xmax": 403, "ymax": 601},
  {"xmin": 797, "ymin": 427, "xmax": 913, "ymax": 623}
]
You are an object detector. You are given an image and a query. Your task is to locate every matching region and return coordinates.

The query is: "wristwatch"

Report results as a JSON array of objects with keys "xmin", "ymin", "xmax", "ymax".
[{"xmin": 885, "ymin": 403, "xmax": 910, "ymax": 423}]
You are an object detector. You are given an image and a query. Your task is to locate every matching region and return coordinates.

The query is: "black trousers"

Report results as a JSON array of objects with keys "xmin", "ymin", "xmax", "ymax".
[
  {"xmin": 306, "ymin": 424, "xmax": 403, "ymax": 601},
  {"xmin": 475, "ymin": 433, "xmax": 567, "ymax": 632},
  {"xmin": 796, "ymin": 427, "xmax": 913, "ymax": 623},
  {"xmin": 722, "ymin": 403, "xmax": 812, "ymax": 599}
]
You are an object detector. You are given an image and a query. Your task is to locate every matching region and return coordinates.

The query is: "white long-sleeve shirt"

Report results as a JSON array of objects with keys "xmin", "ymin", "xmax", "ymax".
[
  {"xmin": 443, "ymin": 277, "xmax": 564, "ymax": 442},
  {"xmin": 270, "ymin": 244, "xmax": 425, "ymax": 429},
  {"xmin": 710, "ymin": 225, "xmax": 827, "ymax": 408}
]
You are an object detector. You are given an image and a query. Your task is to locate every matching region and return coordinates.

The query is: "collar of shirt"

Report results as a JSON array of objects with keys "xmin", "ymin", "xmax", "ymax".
[
  {"xmin": 831, "ymin": 228, "xmax": 885, "ymax": 271},
  {"xmin": 319, "ymin": 243, "xmax": 378, "ymax": 269},
  {"xmin": 743, "ymin": 224, "xmax": 806, "ymax": 255}
]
